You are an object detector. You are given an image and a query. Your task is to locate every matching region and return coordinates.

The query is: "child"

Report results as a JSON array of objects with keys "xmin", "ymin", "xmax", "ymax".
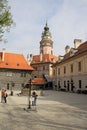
[{"xmin": 31, "ymin": 91, "xmax": 38, "ymax": 106}]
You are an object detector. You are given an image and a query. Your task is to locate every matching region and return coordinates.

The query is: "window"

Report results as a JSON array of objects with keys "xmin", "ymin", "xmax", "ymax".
[
  {"xmin": 41, "ymin": 50, "xmax": 43, "ymax": 54},
  {"xmin": 71, "ymin": 64, "xmax": 73, "ymax": 73},
  {"xmin": 21, "ymin": 83, "xmax": 24, "ymax": 88},
  {"xmin": 45, "ymin": 66, "xmax": 49, "ymax": 70},
  {"xmin": 6, "ymin": 72, "xmax": 12, "ymax": 77},
  {"xmin": 64, "ymin": 66, "xmax": 66, "ymax": 74},
  {"xmin": 24, "ymin": 73, "xmax": 26, "ymax": 77},
  {"xmin": 12, "ymin": 82, "xmax": 15, "ymax": 87},
  {"xmin": 64, "ymin": 81, "xmax": 66, "ymax": 88},
  {"xmin": 34, "ymin": 66, "xmax": 37, "ymax": 70},
  {"xmin": 7, "ymin": 83, "xmax": 9, "ymax": 90},
  {"xmin": 79, "ymin": 80, "xmax": 82, "ymax": 88},
  {"xmin": 43, "ymin": 66, "xmax": 45, "ymax": 70},
  {"xmin": 21, "ymin": 73, "xmax": 26, "ymax": 77},
  {"xmin": 78, "ymin": 61, "xmax": 81, "ymax": 71},
  {"xmin": 58, "ymin": 81, "xmax": 60, "ymax": 88},
  {"xmin": 53, "ymin": 69, "xmax": 56, "ymax": 76},
  {"xmin": 21, "ymin": 73, "xmax": 23, "ymax": 77},
  {"xmin": 58, "ymin": 68, "xmax": 60, "ymax": 75}
]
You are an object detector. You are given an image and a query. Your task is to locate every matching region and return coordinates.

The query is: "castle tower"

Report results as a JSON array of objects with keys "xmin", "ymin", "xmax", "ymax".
[{"xmin": 40, "ymin": 21, "xmax": 53, "ymax": 55}]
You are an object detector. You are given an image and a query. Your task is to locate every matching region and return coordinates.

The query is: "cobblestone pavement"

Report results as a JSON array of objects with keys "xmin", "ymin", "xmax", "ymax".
[{"xmin": 0, "ymin": 90, "xmax": 87, "ymax": 130}]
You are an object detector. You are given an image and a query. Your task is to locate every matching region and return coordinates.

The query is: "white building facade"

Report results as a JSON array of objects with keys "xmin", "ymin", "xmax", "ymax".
[{"xmin": 53, "ymin": 39, "xmax": 87, "ymax": 93}]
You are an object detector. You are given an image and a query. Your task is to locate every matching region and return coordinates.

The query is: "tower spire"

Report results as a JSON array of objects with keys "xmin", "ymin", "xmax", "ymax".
[
  {"xmin": 44, "ymin": 20, "xmax": 49, "ymax": 32},
  {"xmin": 46, "ymin": 20, "xmax": 47, "ymax": 26}
]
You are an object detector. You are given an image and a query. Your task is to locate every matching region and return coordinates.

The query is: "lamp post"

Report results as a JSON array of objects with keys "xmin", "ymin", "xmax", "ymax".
[{"xmin": 27, "ymin": 78, "xmax": 32, "ymax": 109}]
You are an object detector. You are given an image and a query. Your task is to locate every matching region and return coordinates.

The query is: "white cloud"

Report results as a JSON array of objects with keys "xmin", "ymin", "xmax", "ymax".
[
  {"xmin": 1, "ymin": 0, "xmax": 87, "ymax": 57},
  {"xmin": 50, "ymin": 0, "xmax": 87, "ymax": 55}
]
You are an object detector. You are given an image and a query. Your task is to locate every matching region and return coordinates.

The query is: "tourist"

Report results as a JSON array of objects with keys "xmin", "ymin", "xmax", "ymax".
[
  {"xmin": 1, "ymin": 89, "xmax": 5, "ymax": 103},
  {"xmin": 4, "ymin": 90, "xmax": 8, "ymax": 103}
]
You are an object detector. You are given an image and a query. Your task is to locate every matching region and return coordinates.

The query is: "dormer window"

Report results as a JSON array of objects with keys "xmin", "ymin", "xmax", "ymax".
[
  {"xmin": 6, "ymin": 63, "xmax": 8, "ymax": 65},
  {"xmin": 70, "ymin": 48, "xmax": 74, "ymax": 56},
  {"xmin": 58, "ymin": 55, "xmax": 64, "ymax": 62},
  {"xmin": 17, "ymin": 63, "xmax": 20, "ymax": 66},
  {"xmin": 70, "ymin": 48, "xmax": 78, "ymax": 57}
]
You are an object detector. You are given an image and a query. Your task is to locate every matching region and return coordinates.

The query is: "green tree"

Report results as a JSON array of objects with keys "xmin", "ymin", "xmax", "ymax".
[{"xmin": 0, "ymin": 0, "xmax": 14, "ymax": 42}]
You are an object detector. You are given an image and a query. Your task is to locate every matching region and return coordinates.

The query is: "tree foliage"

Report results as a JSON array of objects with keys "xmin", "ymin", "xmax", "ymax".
[{"xmin": 0, "ymin": 0, "xmax": 14, "ymax": 42}]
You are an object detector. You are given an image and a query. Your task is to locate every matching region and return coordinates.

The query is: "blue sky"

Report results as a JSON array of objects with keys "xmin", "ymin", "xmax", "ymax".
[{"xmin": 0, "ymin": 0, "xmax": 87, "ymax": 58}]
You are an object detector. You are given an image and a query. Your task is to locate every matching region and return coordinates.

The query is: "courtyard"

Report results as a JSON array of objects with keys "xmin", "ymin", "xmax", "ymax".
[{"xmin": 0, "ymin": 90, "xmax": 87, "ymax": 130}]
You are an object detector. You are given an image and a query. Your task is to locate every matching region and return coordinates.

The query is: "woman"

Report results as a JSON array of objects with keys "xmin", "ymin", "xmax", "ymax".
[{"xmin": 1, "ymin": 89, "xmax": 5, "ymax": 103}]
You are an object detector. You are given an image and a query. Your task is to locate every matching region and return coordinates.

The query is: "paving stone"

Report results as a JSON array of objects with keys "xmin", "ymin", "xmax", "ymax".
[{"xmin": 0, "ymin": 90, "xmax": 87, "ymax": 130}]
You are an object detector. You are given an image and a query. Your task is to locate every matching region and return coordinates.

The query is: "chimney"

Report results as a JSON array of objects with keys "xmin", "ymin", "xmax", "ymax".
[
  {"xmin": 74, "ymin": 39, "xmax": 82, "ymax": 49},
  {"xmin": 2, "ymin": 48, "xmax": 5, "ymax": 62},
  {"xmin": 65, "ymin": 45, "xmax": 70, "ymax": 54}
]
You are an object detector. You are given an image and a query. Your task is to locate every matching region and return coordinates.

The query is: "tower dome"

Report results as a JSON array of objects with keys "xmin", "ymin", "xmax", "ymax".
[{"xmin": 40, "ymin": 22, "xmax": 53, "ymax": 55}]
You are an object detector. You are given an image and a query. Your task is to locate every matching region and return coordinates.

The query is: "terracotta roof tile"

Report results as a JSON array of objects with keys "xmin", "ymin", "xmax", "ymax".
[
  {"xmin": 32, "ymin": 78, "xmax": 46, "ymax": 85},
  {"xmin": 0, "ymin": 52, "xmax": 34, "ymax": 70},
  {"xmin": 64, "ymin": 41, "xmax": 87, "ymax": 60},
  {"xmin": 32, "ymin": 54, "xmax": 58, "ymax": 63},
  {"xmin": 53, "ymin": 41, "xmax": 87, "ymax": 67},
  {"xmin": 77, "ymin": 41, "xmax": 87, "ymax": 53}
]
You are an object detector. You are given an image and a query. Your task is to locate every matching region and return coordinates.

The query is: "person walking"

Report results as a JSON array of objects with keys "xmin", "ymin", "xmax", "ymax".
[
  {"xmin": 31, "ymin": 91, "xmax": 38, "ymax": 106},
  {"xmin": 4, "ymin": 90, "xmax": 8, "ymax": 103},
  {"xmin": 1, "ymin": 89, "xmax": 5, "ymax": 103},
  {"xmin": 30, "ymin": 95, "xmax": 35, "ymax": 106}
]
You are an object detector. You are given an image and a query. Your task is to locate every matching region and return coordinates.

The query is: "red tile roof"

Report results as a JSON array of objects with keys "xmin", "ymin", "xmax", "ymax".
[
  {"xmin": 64, "ymin": 52, "xmax": 70, "ymax": 60},
  {"xmin": 53, "ymin": 41, "xmax": 87, "ymax": 67},
  {"xmin": 32, "ymin": 54, "xmax": 58, "ymax": 63},
  {"xmin": 77, "ymin": 41, "xmax": 87, "ymax": 53},
  {"xmin": 0, "ymin": 52, "xmax": 34, "ymax": 70},
  {"xmin": 64, "ymin": 41, "xmax": 87, "ymax": 60},
  {"xmin": 32, "ymin": 78, "xmax": 46, "ymax": 85}
]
